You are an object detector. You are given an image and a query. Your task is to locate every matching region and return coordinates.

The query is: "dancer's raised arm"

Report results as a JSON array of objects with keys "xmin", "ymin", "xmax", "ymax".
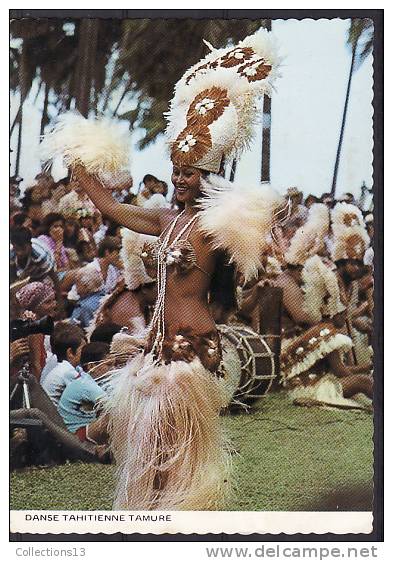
[{"xmin": 74, "ymin": 166, "xmax": 167, "ymax": 236}]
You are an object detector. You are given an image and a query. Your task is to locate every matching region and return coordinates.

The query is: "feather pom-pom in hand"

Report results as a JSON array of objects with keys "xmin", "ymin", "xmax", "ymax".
[{"xmin": 39, "ymin": 112, "xmax": 130, "ymax": 176}]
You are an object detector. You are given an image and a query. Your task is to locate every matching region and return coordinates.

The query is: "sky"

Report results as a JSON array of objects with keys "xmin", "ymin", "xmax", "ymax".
[{"xmin": 10, "ymin": 18, "xmax": 373, "ymax": 200}]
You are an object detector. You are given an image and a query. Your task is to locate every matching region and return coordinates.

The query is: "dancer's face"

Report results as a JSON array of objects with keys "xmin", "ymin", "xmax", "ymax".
[{"xmin": 171, "ymin": 165, "xmax": 202, "ymax": 205}]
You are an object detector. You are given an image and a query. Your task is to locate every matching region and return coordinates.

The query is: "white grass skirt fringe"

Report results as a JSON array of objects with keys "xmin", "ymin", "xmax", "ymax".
[{"xmin": 105, "ymin": 351, "xmax": 232, "ymax": 511}]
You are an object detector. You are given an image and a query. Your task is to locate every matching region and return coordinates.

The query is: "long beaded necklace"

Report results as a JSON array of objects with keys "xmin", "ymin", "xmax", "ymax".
[{"xmin": 150, "ymin": 210, "xmax": 199, "ymax": 362}]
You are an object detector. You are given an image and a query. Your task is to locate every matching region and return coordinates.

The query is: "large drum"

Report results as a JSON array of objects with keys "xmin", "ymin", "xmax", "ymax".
[{"xmin": 218, "ymin": 324, "xmax": 276, "ymax": 410}]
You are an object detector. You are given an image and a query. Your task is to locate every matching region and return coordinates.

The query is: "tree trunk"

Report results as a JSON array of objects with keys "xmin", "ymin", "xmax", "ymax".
[
  {"xmin": 33, "ymin": 80, "xmax": 43, "ymax": 105},
  {"xmin": 229, "ymin": 158, "xmax": 237, "ymax": 182},
  {"xmin": 102, "ymin": 22, "xmax": 132, "ymax": 114},
  {"xmin": 15, "ymin": 41, "xmax": 29, "ymax": 176},
  {"xmin": 260, "ymin": 19, "xmax": 272, "ymax": 183},
  {"xmin": 331, "ymin": 41, "xmax": 357, "ymax": 197},
  {"xmin": 40, "ymin": 82, "xmax": 50, "ymax": 137},
  {"xmin": 112, "ymin": 77, "xmax": 132, "ymax": 117},
  {"xmin": 75, "ymin": 19, "xmax": 99, "ymax": 117},
  {"xmin": 10, "ymin": 105, "xmax": 21, "ymax": 138},
  {"xmin": 261, "ymin": 96, "xmax": 272, "ymax": 183}
]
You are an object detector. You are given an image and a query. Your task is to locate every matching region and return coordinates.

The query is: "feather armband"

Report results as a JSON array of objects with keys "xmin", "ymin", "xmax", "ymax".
[{"xmin": 197, "ymin": 175, "xmax": 284, "ymax": 282}]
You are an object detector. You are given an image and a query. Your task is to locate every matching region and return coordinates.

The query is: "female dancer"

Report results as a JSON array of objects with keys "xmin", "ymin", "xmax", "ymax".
[
  {"xmin": 74, "ymin": 163, "xmax": 243, "ymax": 510},
  {"xmin": 42, "ymin": 28, "xmax": 282, "ymax": 510}
]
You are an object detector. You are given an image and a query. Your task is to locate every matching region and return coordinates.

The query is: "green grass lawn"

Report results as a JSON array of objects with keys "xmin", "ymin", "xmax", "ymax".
[{"xmin": 10, "ymin": 392, "xmax": 373, "ymax": 511}]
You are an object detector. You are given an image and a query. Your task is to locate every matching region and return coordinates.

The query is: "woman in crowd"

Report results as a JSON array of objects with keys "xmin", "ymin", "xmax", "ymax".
[
  {"xmin": 38, "ymin": 213, "xmax": 70, "ymax": 273},
  {"xmin": 63, "ymin": 218, "xmax": 80, "ymax": 249}
]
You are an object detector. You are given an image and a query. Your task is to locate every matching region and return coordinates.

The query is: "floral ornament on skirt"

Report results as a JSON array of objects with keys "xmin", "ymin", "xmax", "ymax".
[
  {"xmin": 345, "ymin": 234, "xmax": 366, "ymax": 260},
  {"xmin": 145, "ymin": 328, "xmax": 223, "ymax": 375},
  {"xmin": 343, "ymin": 213, "xmax": 361, "ymax": 227}
]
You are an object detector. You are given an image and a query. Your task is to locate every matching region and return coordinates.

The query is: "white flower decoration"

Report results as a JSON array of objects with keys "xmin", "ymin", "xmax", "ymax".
[
  {"xmin": 295, "ymin": 347, "xmax": 304, "ymax": 355},
  {"xmin": 166, "ymin": 255, "xmax": 175, "ymax": 265},
  {"xmin": 195, "ymin": 97, "xmax": 215, "ymax": 115},
  {"xmin": 244, "ymin": 66, "xmax": 258, "ymax": 77},
  {"xmin": 308, "ymin": 337, "xmax": 318, "ymax": 345},
  {"xmin": 320, "ymin": 328, "xmax": 331, "ymax": 337},
  {"xmin": 232, "ymin": 48, "xmax": 245, "ymax": 60},
  {"xmin": 178, "ymin": 134, "xmax": 197, "ymax": 153}
]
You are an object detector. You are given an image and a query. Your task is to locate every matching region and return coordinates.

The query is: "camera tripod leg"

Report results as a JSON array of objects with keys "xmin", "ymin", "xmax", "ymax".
[{"xmin": 23, "ymin": 382, "xmax": 31, "ymax": 409}]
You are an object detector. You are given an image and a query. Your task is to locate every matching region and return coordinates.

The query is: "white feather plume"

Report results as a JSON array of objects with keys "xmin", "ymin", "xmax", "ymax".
[
  {"xmin": 40, "ymin": 112, "xmax": 130, "ymax": 175},
  {"xmin": 330, "ymin": 203, "xmax": 370, "ymax": 261},
  {"xmin": 120, "ymin": 228, "xmax": 156, "ymax": 290},
  {"xmin": 285, "ymin": 203, "xmax": 330, "ymax": 265},
  {"xmin": 302, "ymin": 255, "xmax": 346, "ymax": 323},
  {"xmin": 197, "ymin": 175, "xmax": 283, "ymax": 282}
]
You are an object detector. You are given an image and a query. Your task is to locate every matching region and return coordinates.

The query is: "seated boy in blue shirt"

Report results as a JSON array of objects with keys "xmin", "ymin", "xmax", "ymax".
[{"xmin": 58, "ymin": 342, "xmax": 109, "ymax": 443}]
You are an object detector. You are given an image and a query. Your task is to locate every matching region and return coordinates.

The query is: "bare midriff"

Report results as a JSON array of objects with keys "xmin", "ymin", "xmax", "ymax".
[{"xmin": 164, "ymin": 267, "xmax": 216, "ymax": 338}]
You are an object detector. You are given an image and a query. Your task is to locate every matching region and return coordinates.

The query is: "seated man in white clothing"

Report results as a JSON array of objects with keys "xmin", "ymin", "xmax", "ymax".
[
  {"xmin": 92, "ymin": 236, "xmax": 122, "ymax": 293},
  {"xmin": 68, "ymin": 236, "xmax": 122, "ymax": 301}
]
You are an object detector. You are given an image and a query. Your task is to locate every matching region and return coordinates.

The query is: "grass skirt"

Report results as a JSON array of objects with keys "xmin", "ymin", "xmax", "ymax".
[
  {"xmin": 105, "ymin": 351, "xmax": 231, "ymax": 510},
  {"xmin": 281, "ymin": 322, "xmax": 352, "ymax": 382}
]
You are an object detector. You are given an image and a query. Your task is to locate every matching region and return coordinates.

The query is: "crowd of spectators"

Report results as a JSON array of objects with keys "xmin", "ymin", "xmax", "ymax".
[
  {"xmin": 10, "ymin": 171, "xmax": 169, "ymax": 465},
  {"xmin": 9, "ymin": 172, "xmax": 374, "ymax": 467}
]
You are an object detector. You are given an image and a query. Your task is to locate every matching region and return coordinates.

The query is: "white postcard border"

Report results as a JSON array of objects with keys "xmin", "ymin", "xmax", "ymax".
[{"xmin": 10, "ymin": 510, "xmax": 373, "ymax": 535}]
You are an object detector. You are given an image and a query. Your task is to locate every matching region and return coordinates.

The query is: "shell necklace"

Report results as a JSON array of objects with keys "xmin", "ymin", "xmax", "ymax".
[{"xmin": 150, "ymin": 210, "xmax": 199, "ymax": 362}]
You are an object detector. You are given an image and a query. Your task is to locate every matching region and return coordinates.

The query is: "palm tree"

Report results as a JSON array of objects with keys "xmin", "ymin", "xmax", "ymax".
[
  {"xmin": 74, "ymin": 19, "xmax": 99, "ymax": 117},
  {"xmin": 260, "ymin": 19, "xmax": 272, "ymax": 183},
  {"xmin": 331, "ymin": 18, "xmax": 374, "ymax": 197},
  {"xmin": 10, "ymin": 18, "xmax": 121, "ymax": 174}
]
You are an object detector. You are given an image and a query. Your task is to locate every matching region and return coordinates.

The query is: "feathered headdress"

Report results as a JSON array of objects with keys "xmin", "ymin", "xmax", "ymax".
[
  {"xmin": 330, "ymin": 203, "xmax": 370, "ymax": 262},
  {"xmin": 301, "ymin": 255, "xmax": 346, "ymax": 323},
  {"xmin": 57, "ymin": 190, "xmax": 96, "ymax": 220},
  {"xmin": 330, "ymin": 229, "xmax": 370, "ymax": 262},
  {"xmin": 165, "ymin": 27, "xmax": 281, "ymax": 173},
  {"xmin": 285, "ymin": 203, "xmax": 330, "ymax": 266},
  {"xmin": 331, "ymin": 202, "xmax": 365, "ymax": 231},
  {"xmin": 39, "ymin": 112, "xmax": 130, "ymax": 176}
]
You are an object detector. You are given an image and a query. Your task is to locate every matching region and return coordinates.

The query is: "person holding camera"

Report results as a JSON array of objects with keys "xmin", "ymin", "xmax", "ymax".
[{"xmin": 14, "ymin": 280, "xmax": 57, "ymax": 381}]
